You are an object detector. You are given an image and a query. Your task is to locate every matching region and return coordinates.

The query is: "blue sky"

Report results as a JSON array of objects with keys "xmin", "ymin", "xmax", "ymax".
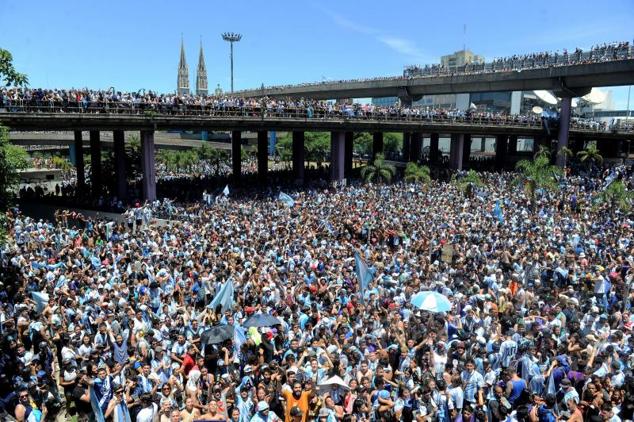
[{"xmin": 1, "ymin": 0, "xmax": 633, "ymax": 107}]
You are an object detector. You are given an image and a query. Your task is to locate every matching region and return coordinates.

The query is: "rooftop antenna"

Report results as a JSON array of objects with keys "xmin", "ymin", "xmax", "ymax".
[{"xmin": 463, "ymin": 24, "xmax": 466, "ymax": 51}]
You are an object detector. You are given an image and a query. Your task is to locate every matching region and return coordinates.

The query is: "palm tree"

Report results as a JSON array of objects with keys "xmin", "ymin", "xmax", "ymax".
[
  {"xmin": 577, "ymin": 144, "xmax": 603, "ymax": 169},
  {"xmin": 453, "ymin": 169, "xmax": 484, "ymax": 197},
  {"xmin": 404, "ymin": 162, "xmax": 431, "ymax": 183},
  {"xmin": 594, "ymin": 180, "xmax": 633, "ymax": 215},
  {"xmin": 361, "ymin": 153, "xmax": 396, "ymax": 183},
  {"xmin": 557, "ymin": 146, "xmax": 574, "ymax": 167},
  {"xmin": 535, "ymin": 145, "xmax": 551, "ymax": 159},
  {"xmin": 515, "ymin": 154, "xmax": 562, "ymax": 207}
]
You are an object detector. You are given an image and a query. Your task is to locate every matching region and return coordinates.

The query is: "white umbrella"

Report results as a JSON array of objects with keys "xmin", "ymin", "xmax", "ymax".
[{"xmin": 318, "ymin": 375, "xmax": 350, "ymax": 393}]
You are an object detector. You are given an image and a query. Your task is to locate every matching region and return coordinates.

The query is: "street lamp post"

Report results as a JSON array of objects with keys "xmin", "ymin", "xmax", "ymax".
[{"xmin": 221, "ymin": 32, "xmax": 242, "ymax": 93}]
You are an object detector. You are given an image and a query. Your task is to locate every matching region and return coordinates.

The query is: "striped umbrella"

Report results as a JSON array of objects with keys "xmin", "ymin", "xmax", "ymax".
[{"xmin": 410, "ymin": 291, "xmax": 452, "ymax": 313}]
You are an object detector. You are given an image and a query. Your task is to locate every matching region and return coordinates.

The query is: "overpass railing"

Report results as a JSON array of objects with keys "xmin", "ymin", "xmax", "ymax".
[{"xmin": 1, "ymin": 101, "xmax": 633, "ymax": 133}]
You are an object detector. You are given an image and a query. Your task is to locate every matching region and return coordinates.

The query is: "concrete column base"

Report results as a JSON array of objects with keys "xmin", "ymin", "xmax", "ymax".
[
  {"xmin": 330, "ymin": 131, "xmax": 345, "ymax": 182},
  {"xmin": 257, "ymin": 130, "xmax": 268, "ymax": 183},
  {"xmin": 141, "ymin": 130, "xmax": 156, "ymax": 201},
  {"xmin": 113, "ymin": 130, "xmax": 127, "ymax": 200}
]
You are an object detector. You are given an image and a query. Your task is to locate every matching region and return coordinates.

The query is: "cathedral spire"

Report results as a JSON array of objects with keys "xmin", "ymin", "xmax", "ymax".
[
  {"xmin": 177, "ymin": 35, "xmax": 190, "ymax": 95},
  {"xmin": 196, "ymin": 38, "xmax": 208, "ymax": 96}
]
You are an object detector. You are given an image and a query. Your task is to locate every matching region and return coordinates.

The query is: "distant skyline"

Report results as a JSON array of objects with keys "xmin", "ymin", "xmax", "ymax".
[{"xmin": 1, "ymin": 0, "xmax": 633, "ymax": 108}]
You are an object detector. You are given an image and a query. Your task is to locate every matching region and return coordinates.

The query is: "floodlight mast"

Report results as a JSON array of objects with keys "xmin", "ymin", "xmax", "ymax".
[{"xmin": 222, "ymin": 32, "xmax": 242, "ymax": 93}]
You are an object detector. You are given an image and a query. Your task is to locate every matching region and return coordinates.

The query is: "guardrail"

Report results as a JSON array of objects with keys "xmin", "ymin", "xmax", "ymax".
[{"xmin": 1, "ymin": 102, "xmax": 633, "ymax": 133}]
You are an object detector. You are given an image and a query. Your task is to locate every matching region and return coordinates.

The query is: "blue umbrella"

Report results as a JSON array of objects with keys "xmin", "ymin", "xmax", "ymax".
[
  {"xmin": 410, "ymin": 291, "xmax": 452, "ymax": 313},
  {"xmin": 243, "ymin": 313, "xmax": 282, "ymax": 328}
]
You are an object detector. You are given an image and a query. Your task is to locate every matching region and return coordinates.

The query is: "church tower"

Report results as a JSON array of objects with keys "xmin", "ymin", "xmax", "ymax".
[
  {"xmin": 177, "ymin": 37, "xmax": 190, "ymax": 95},
  {"xmin": 196, "ymin": 40, "xmax": 208, "ymax": 96}
]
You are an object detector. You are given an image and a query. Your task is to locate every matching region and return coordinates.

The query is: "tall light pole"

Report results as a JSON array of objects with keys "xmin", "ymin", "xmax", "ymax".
[{"xmin": 222, "ymin": 32, "xmax": 242, "ymax": 93}]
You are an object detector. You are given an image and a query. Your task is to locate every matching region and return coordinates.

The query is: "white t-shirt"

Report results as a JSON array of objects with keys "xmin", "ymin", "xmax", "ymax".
[{"xmin": 136, "ymin": 403, "xmax": 158, "ymax": 422}]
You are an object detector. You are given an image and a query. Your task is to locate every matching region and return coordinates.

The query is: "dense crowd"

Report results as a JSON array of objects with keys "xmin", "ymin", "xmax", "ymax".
[
  {"xmin": 2, "ymin": 89, "xmax": 629, "ymax": 136},
  {"xmin": 232, "ymin": 42, "xmax": 632, "ymax": 91},
  {"xmin": 2, "ymin": 159, "xmax": 634, "ymax": 422}
]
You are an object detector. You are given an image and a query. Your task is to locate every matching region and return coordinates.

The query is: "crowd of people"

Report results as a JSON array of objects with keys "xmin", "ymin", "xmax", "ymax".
[
  {"xmin": 2, "ymin": 88, "xmax": 630, "ymax": 136},
  {"xmin": 234, "ymin": 42, "xmax": 632, "ymax": 91},
  {"xmin": 403, "ymin": 42, "xmax": 632, "ymax": 78},
  {"xmin": 2, "ymin": 157, "xmax": 634, "ymax": 422}
]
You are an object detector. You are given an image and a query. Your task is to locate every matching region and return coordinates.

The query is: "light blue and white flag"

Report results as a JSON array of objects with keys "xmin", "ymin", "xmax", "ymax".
[
  {"xmin": 208, "ymin": 279, "xmax": 235, "ymax": 312},
  {"xmin": 354, "ymin": 251, "xmax": 375, "ymax": 303},
  {"xmin": 493, "ymin": 200, "xmax": 504, "ymax": 223},
  {"xmin": 278, "ymin": 192, "xmax": 295, "ymax": 207},
  {"xmin": 31, "ymin": 291, "xmax": 49, "ymax": 314},
  {"xmin": 223, "ymin": 185, "xmax": 230, "ymax": 196}
]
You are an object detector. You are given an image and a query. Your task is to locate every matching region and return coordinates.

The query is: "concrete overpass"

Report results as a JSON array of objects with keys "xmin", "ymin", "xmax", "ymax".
[
  {"xmin": 1, "ymin": 111, "xmax": 632, "ymax": 203},
  {"xmin": 234, "ymin": 59, "xmax": 634, "ymax": 101}
]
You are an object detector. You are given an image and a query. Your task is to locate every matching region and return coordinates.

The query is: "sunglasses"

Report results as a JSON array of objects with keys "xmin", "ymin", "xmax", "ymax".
[{"xmin": 19, "ymin": 394, "xmax": 28, "ymax": 399}]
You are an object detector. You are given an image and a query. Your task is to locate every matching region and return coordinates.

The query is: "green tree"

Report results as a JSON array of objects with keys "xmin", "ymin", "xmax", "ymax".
[
  {"xmin": 404, "ymin": 162, "xmax": 431, "ymax": 183},
  {"xmin": 305, "ymin": 132, "xmax": 330, "ymax": 167},
  {"xmin": 275, "ymin": 133, "xmax": 293, "ymax": 169},
  {"xmin": 361, "ymin": 153, "xmax": 396, "ymax": 183},
  {"xmin": 452, "ymin": 169, "xmax": 484, "ymax": 197},
  {"xmin": 0, "ymin": 125, "xmax": 29, "ymax": 243},
  {"xmin": 0, "ymin": 49, "xmax": 28, "ymax": 86},
  {"xmin": 51, "ymin": 155, "xmax": 72, "ymax": 177},
  {"xmin": 515, "ymin": 153, "xmax": 562, "ymax": 207},
  {"xmin": 384, "ymin": 132, "xmax": 403, "ymax": 154},
  {"xmin": 577, "ymin": 144, "xmax": 603, "ymax": 168},
  {"xmin": 353, "ymin": 133, "xmax": 373, "ymax": 158},
  {"xmin": 594, "ymin": 180, "xmax": 633, "ymax": 215},
  {"xmin": 557, "ymin": 146, "xmax": 574, "ymax": 167}
]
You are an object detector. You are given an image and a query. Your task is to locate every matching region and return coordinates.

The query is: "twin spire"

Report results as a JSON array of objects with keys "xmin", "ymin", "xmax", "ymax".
[{"xmin": 177, "ymin": 36, "xmax": 208, "ymax": 96}]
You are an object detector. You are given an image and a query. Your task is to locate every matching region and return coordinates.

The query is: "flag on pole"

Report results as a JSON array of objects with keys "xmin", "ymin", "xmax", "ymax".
[
  {"xmin": 223, "ymin": 185, "xmax": 230, "ymax": 196},
  {"xmin": 354, "ymin": 251, "xmax": 375, "ymax": 303},
  {"xmin": 493, "ymin": 200, "xmax": 504, "ymax": 223},
  {"xmin": 208, "ymin": 279, "xmax": 235, "ymax": 312},
  {"xmin": 278, "ymin": 192, "xmax": 295, "ymax": 207}
]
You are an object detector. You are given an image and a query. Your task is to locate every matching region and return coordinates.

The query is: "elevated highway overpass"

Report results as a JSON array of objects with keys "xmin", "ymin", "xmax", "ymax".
[
  {"xmin": 234, "ymin": 59, "xmax": 634, "ymax": 101},
  {"xmin": 1, "ymin": 104, "xmax": 632, "ymax": 203}
]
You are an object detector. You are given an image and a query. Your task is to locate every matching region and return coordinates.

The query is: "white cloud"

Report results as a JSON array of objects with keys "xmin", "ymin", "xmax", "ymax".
[
  {"xmin": 377, "ymin": 36, "xmax": 431, "ymax": 63},
  {"xmin": 316, "ymin": 6, "xmax": 433, "ymax": 64}
]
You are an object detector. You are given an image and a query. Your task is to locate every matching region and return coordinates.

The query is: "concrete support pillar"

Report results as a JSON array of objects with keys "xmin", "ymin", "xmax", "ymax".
[
  {"xmin": 410, "ymin": 132, "xmax": 423, "ymax": 162},
  {"xmin": 89, "ymin": 131, "xmax": 102, "ymax": 197},
  {"xmin": 344, "ymin": 131, "xmax": 354, "ymax": 177},
  {"xmin": 495, "ymin": 134, "xmax": 508, "ymax": 171},
  {"xmin": 556, "ymin": 96, "xmax": 572, "ymax": 167},
  {"xmin": 330, "ymin": 131, "xmax": 345, "ymax": 182},
  {"xmin": 429, "ymin": 133, "xmax": 440, "ymax": 164},
  {"xmin": 402, "ymin": 132, "xmax": 411, "ymax": 161},
  {"xmin": 257, "ymin": 130, "xmax": 268, "ymax": 183},
  {"xmin": 449, "ymin": 134, "xmax": 465, "ymax": 170},
  {"xmin": 140, "ymin": 130, "xmax": 156, "ymax": 201},
  {"xmin": 231, "ymin": 130, "xmax": 241, "ymax": 179},
  {"xmin": 508, "ymin": 135, "xmax": 518, "ymax": 155},
  {"xmin": 113, "ymin": 130, "xmax": 127, "ymax": 200},
  {"xmin": 372, "ymin": 132, "xmax": 384, "ymax": 160},
  {"xmin": 74, "ymin": 131, "xmax": 85, "ymax": 192},
  {"xmin": 292, "ymin": 131, "xmax": 305, "ymax": 184},
  {"xmin": 462, "ymin": 134, "xmax": 472, "ymax": 169},
  {"xmin": 480, "ymin": 137, "xmax": 486, "ymax": 152}
]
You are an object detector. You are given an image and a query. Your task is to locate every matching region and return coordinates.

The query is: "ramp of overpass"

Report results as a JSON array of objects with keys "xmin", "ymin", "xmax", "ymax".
[{"xmin": 234, "ymin": 59, "xmax": 634, "ymax": 100}]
